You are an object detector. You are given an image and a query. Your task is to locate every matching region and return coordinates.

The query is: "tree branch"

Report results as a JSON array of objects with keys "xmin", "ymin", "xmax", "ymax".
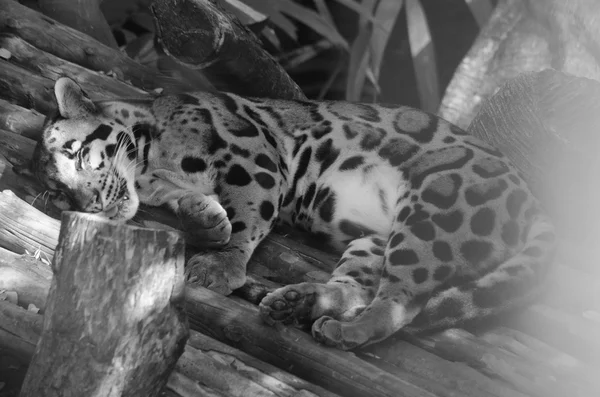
[{"xmin": 150, "ymin": 0, "xmax": 306, "ymax": 99}]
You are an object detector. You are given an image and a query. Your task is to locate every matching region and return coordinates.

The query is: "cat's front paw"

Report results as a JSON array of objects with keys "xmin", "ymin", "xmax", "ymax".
[
  {"xmin": 177, "ymin": 193, "xmax": 231, "ymax": 247},
  {"xmin": 185, "ymin": 252, "xmax": 246, "ymax": 296}
]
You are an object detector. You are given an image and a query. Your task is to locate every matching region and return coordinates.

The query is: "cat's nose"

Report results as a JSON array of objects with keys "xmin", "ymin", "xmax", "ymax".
[{"xmin": 73, "ymin": 189, "xmax": 102, "ymax": 212}]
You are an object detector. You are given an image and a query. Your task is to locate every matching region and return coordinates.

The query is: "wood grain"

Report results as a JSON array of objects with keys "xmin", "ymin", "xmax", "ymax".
[{"xmin": 20, "ymin": 211, "xmax": 189, "ymax": 397}]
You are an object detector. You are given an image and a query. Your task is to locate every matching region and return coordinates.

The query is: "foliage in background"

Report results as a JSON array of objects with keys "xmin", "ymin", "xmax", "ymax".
[{"xmin": 106, "ymin": 0, "xmax": 494, "ymax": 110}]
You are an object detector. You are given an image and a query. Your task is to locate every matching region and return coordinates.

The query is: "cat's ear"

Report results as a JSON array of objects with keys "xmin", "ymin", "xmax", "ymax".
[{"xmin": 54, "ymin": 77, "xmax": 97, "ymax": 119}]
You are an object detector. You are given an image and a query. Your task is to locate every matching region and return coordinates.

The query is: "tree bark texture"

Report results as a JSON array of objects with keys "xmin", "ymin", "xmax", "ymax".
[
  {"xmin": 173, "ymin": 331, "xmax": 338, "ymax": 397},
  {"xmin": 468, "ymin": 70, "xmax": 600, "ymax": 260},
  {"xmin": 0, "ymin": 247, "xmax": 52, "ymax": 310},
  {"xmin": 439, "ymin": 0, "xmax": 600, "ymax": 129},
  {"xmin": 0, "ymin": 0, "xmax": 187, "ymax": 92},
  {"xmin": 38, "ymin": 0, "xmax": 119, "ymax": 48},
  {"xmin": 150, "ymin": 0, "xmax": 307, "ymax": 99},
  {"xmin": 19, "ymin": 212, "xmax": 189, "ymax": 397}
]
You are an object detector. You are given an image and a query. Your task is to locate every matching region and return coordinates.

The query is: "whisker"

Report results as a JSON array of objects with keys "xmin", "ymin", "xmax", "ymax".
[{"xmin": 32, "ymin": 191, "xmax": 43, "ymax": 205}]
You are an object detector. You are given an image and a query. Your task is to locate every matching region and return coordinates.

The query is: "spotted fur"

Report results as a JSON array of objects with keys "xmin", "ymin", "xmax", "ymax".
[{"xmin": 31, "ymin": 78, "xmax": 555, "ymax": 350}]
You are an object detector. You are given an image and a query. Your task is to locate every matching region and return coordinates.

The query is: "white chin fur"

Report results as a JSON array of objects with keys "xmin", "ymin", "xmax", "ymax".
[{"xmin": 104, "ymin": 193, "xmax": 139, "ymax": 221}]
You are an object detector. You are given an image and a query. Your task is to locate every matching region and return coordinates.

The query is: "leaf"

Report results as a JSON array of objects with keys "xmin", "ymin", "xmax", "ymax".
[
  {"xmin": 346, "ymin": 0, "xmax": 378, "ymax": 101},
  {"xmin": 370, "ymin": 0, "xmax": 405, "ymax": 83},
  {"xmin": 278, "ymin": 0, "xmax": 348, "ymax": 49},
  {"xmin": 406, "ymin": 0, "xmax": 440, "ymax": 112},
  {"xmin": 221, "ymin": 0, "xmax": 268, "ymax": 26},
  {"xmin": 241, "ymin": 0, "xmax": 298, "ymax": 40},
  {"xmin": 318, "ymin": 58, "xmax": 344, "ymax": 100},
  {"xmin": 464, "ymin": 0, "xmax": 494, "ymax": 27},
  {"xmin": 329, "ymin": 0, "xmax": 380, "ymax": 24},
  {"xmin": 277, "ymin": 39, "xmax": 333, "ymax": 70},
  {"xmin": 314, "ymin": 0, "xmax": 336, "ymax": 28},
  {"xmin": 123, "ymin": 33, "xmax": 157, "ymax": 64},
  {"xmin": 242, "ymin": 0, "xmax": 348, "ymax": 48}
]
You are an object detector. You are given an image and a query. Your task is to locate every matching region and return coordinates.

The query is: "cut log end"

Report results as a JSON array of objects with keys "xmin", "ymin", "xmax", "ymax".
[{"xmin": 20, "ymin": 211, "xmax": 189, "ymax": 397}]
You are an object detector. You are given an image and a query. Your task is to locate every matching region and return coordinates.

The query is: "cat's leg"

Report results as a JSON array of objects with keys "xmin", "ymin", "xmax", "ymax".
[
  {"xmin": 176, "ymin": 192, "xmax": 232, "ymax": 247},
  {"xmin": 184, "ymin": 157, "xmax": 286, "ymax": 295},
  {"xmin": 260, "ymin": 235, "xmax": 385, "ymax": 326}
]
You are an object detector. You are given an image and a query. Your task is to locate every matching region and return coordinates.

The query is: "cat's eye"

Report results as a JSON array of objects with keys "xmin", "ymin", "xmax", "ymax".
[
  {"xmin": 75, "ymin": 151, "xmax": 84, "ymax": 171},
  {"xmin": 91, "ymin": 192, "xmax": 100, "ymax": 205}
]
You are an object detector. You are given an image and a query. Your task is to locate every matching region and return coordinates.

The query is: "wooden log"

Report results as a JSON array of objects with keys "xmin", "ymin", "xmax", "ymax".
[
  {"xmin": 0, "ymin": 34, "xmax": 150, "ymax": 98},
  {"xmin": 0, "ymin": 126, "xmax": 35, "ymax": 164},
  {"xmin": 362, "ymin": 339, "xmax": 527, "ymax": 397},
  {"xmin": 150, "ymin": 0, "xmax": 307, "ymax": 100},
  {"xmin": 0, "ymin": 299, "xmax": 338, "ymax": 397},
  {"xmin": 0, "ymin": 299, "xmax": 43, "ymax": 348},
  {"xmin": 480, "ymin": 326, "xmax": 600, "ymax": 394},
  {"xmin": 38, "ymin": 0, "xmax": 118, "ymax": 48},
  {"xmin": 0, "ymin": 190, "xmax": 59, "ymax": 258},
  {"xmin": 0, "ymin": 59, "xmax": 56, "ymax": 114},
  {"xmin": 509, "ymin": 304, "xmax": 600, "ymax": 366},
  {"xmin": 0, "ymin": 327, "xmax": 36, "ymax": 360},
  {"xmin": 184, "ymin": 285, "xmax": 444, "ymax": 397},
  {"xmin": 0, "ymin": 99, "xmax": 44, "ymax": 140},
  {"xmin": 175, "ymin": 334, "xmax": 338, "ymax": 397},
  {"xmin": 183, "ymin": 330, "xmax": 339, "ymax": 397},
  {"xmin": 0, "ymin": 154, "xmax": 64, "ymax": 222},
  {"xmin": 19, "ymin": 212, "xmax": 189, "ymax": 397},
  {"xmin": 0, "ymin": 232, "xmax": 447, "ymax": 397},
  {"xmin": 0, "ymin": 0, "xmax": 193, "ymax": 92},
  {"xmin": 0, "ymin": 247, "xmax": 52, "ymax": 310},
  {"xmin": 0, "ymin": 57, "xmax": 147, "ymax": 116},
  {"xmin": 166, "ymin": 371, "xmax": 229, "ymax": 397},
  {"xmin": 0, "ymin": 190, "xmax": 59, "ymax": 259},
  {"xmin": 402, "ymin": 328, "xmax": 598, "ymax": 397}
]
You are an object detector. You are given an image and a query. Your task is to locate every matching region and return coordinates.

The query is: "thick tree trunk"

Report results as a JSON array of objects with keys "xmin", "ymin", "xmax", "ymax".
[
  {"xmin": 439, "ymin": 0, "xmax": 600, "ymax": 129},
  {"xmin": 19, "ymin": 212, "xmax": 189, "ymax": 397},
  {"xmin": 150, "ymin": 0, "xmax": 306, "ymax": 99}
]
